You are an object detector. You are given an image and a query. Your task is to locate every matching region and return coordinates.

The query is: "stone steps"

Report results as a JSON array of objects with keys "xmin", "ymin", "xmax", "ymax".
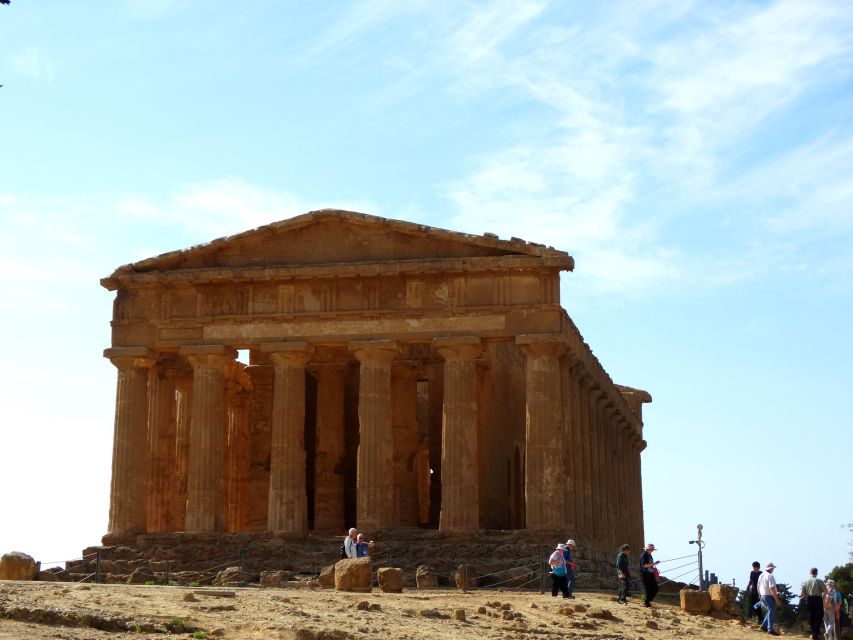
[{"xmin": 58, "ymin": 529, "xmax": 618, "ymax": 588}]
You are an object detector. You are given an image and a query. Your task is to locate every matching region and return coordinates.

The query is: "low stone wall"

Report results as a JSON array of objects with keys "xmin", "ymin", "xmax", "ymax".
[{"xmin": 58, "ymin": 529, "xmax": 621, "ymax": 588}]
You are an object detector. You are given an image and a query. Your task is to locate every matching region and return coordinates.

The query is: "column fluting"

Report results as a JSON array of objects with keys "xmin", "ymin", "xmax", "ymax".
[
  {"xmin": 517, "ymin": 335, "xmax": 567, "ymax": 529},
  {"xmin": 349, "ymin": 340, "xmax": 398, "ymax": 532},
  {"xmin": 309, "ymin": 362, "xmax": 348, "ymax": 532},
  {"xmin": 263, "ymin": 342, "xmax": 314, "ymax": 532},
  {"xmin": 104, "ymin": 347, "xmax": 157, "ymax": 537},
  {"xmin": 434, "ymin": 337, "xmax": 482, "ymax": 530},
  {"xmin": 182, "ymin": 345, "xmax": 236, "ymax": 532}
]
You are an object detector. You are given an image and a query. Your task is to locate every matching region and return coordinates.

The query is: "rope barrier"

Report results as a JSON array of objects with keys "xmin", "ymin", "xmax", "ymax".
[
  {"xmin": 656, "ymin": 554, "xmax": 696, "ymax": 564},
  {"xmin": 661, "ymin": 560, "xmax": 699, "ymax": 575}
]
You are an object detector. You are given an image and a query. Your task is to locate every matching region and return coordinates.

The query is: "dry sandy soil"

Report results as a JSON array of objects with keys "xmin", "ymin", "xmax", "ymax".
[{"xmin": 0, "ymin": 581, "xmax": 800, "ymax": 640}]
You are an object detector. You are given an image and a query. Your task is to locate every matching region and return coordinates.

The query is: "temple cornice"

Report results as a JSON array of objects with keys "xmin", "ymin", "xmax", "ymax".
[{"xmin": 101, "ymin": 254, "xmax": 573, "ymax": 291}]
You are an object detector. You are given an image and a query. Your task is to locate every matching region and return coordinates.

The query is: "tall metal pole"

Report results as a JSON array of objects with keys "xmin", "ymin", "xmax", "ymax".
[{"xmin": 696, "ymin": 524, "xmax": 704, "ymax": 590}]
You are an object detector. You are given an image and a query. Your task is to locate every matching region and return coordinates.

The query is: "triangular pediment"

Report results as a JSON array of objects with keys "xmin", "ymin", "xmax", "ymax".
[{"xmin": 106, "ymin": 210, "xmax": 570, "ymax": 278}]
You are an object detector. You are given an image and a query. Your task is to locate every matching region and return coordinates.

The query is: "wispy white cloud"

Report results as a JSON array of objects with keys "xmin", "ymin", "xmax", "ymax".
[
  {"xmin": 434, "ymin": 0, "xmax": 853, "ymax": 294},
  {"xmin": 310, "ymin": 0, "xmax": 431, "ymax": 58},
  {"xmin": 727, "ymin": 135, "xmax": 853, "ymax": 235},
  {"xmin": 11, "ymin": 48, "xmax": 56, "ymax": 81},
  {"xmin": 0, "ymin": 180, "xmax": 380, "ymax": 312}
]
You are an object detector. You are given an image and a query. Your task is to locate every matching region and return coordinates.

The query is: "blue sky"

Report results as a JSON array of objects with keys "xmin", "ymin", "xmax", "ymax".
[{"xmin": 1, "ymin": 0, "xmax": 851, "ymax": 588}]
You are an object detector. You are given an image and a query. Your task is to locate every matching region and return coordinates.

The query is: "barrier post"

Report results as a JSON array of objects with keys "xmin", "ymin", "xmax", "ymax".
[{"xmin": 95, "ymin": 549, "xmax": 102, "ymax": 584}]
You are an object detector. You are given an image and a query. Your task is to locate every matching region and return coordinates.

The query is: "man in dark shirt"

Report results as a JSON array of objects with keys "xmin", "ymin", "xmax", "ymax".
[
  {"xmin": 747, "ymin": 561, "xmax": 763, "ymax": 623},
  {"xmin": 562, "ymin": 539, "xmax": 577, "ymax": 598},
  {"xmin": 616, "ymin": 544, "xmax": 631, "ymax": 604},
  {"xmin": 639, "ymin": 543, "xmax": 660, "ymax": 608}
]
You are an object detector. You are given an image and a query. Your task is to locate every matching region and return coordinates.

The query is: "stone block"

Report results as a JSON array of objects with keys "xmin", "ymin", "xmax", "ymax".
[
  {"xmin": 213, "ymin": 567, "xmax": 245, "ymax": 586},
  {"xmin": 680, "ymin": 589, "xmax": 712, "ymax": 613},
  {"xmin": 127, "ymin": 566, "xmax": 158, "ymax": 584},
  {"xmin": 454, "ymin": 564, "xmax": 477, "ymax": 590},
  {"xmin": 378, "ymin": 567, "xmax": 404, "ymax": 593},
  {"xmin": 708, "ymin": 583, "xmax": 738, "ymax": 611},
  {"xmin": 334, "ymin": 558, "xmax": 372, "ymax": 592},
  {"xmin": 260, "ymin": 570, "xmax": 288, "ymax": 587},
  {"xmin": 37, "ymin": 570, "xmax": 59, "ymax": 582},
  {"xmin": 317, "ymin": 565, "xmax": 336, "ymax": 588},
  {"xmin": 416, "ymin": 565, "xmax": 437, "ymax": 588},
  {"xmin": 0, "ymin": 552, "xmax": 38, "ymax": 581}
]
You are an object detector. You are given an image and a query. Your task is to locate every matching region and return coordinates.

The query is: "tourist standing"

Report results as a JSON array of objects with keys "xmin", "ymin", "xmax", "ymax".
[
  {"xmin": 616, "ymin": 544, "xmax": 631, "ymax": 604},
  {"xmin": 355, "ymin": 533, "xmax": 374, "ymax": 557},
  {"xmin": 638, "ymin": 543, "xmax": 660, "ymax": 608},
  {"xmin": 342, "ymin": 527, "xmax": 358, "ymax": 559},
  {"xmin": 757, "ymin": 562, "xmax": 782, "ymax": 636},
  {"xmin": 563, "ymin": 539, "xmax": 577, "ymax": 598},
  {"xmin": 548, "ymin": 543, "xmax": 570, "ymax": 598},
  {"xmin": 825, "ymin": 579, "xmax": 841, "ymax": 640},
  {"xmin": 801, "ymin": 567, "xmax": 826, "ymax": 640},
  {"xmin": 746, "ymin": 561, "xmax": 763, "ymax": 623}
]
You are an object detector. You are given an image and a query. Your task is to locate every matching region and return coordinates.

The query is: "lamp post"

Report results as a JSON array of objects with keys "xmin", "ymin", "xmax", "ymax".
[{"xmin": 688, "ymin": 524, "xmax": 705, "ymax": 589}]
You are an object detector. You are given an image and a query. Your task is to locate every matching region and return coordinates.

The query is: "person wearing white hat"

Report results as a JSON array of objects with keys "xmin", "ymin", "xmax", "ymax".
[
  {"xmin": 639, "ymin": 543, "xmax": 660, "ymax": 607},
  {"xmin": 548, "ymin": 543, "xmax": 570, "ymax": 598},
  {"xmin": 824, "ymin": 579, "xmax": 840, "ymax": 640},
  {"xmin": 562, "ymin": 539, "xmax": 577, "ymax": 598},
  {"xmin": 757, "ymin": 562, "xmax": 782, "ymax": 636}
]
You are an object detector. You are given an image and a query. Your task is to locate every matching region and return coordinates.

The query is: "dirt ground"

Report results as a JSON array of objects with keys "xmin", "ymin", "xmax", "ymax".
[{"xmin": 0, "ymin": 580, "xmax": 804, "ymax": 640}]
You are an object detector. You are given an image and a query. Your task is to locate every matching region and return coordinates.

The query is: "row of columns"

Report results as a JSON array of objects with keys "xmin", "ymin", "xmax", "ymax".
[{"xmin": 105, "ymin": 334, "xmax": 645, "ymax": 544}]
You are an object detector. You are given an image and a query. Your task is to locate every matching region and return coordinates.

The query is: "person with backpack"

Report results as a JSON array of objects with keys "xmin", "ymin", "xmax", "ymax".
[{"xmin": 340, "ymin": 527, "xmax": 358, "ymax": 559}]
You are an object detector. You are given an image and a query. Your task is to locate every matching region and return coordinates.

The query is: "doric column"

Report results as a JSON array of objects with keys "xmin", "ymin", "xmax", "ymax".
[
  {"xmin": 560, "ymin": 357, "xmax": 579, "ymax": 532},
  {"xmin": 633, "ymin": 434, "xmax": 647, "ymax": 553},
  {"xmin": 104, "ymin": 347, "xmax": 157, "ymax": 537},
  {"xmin": 147, "ymin": 359, "xmax": 178, "ymax": 533},
  {"xmin": 224, "ymin": 367, "xmax": 251, "ymax": 532},
  {"xmin": 587, "ymin": 387, "xmax": 605, "ymax": 541},
  {"xmin": 181, "ymin": 345, "xmax": 236, "ymax": 532},
  {"xmin": 616, "ymin": 419, "xmax": 631, "ymax": 546},
  {"xmin": 262, "ymin": 342, "xmax": 314, "ymax": 532},
  {"xmin": 517, "ymin": 335, "xmax": 567, "ymax": 529},
  {"xmin": 392, "ymin": 363, "xmax": 420, "ymax": 527},
  {"xmin": 349, "ymin": 340, "xmax": 398, "ymax": 531},
  {"xmin": 172, "ymin": 371, "xmax": 193, "ymax": 531},
  {"xmin": 434, "ymin": 337, "xmax": 482, "ymax": 530},
  {"xmin": 601, "ymin": 401, "xmax": 616, "ymax": 547},
  {"xmin": 309, "ymin": 362, "xmax": 348, "ymax": 532}
]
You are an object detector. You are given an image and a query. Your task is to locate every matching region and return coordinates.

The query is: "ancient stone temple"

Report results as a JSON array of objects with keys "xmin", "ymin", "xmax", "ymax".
[{"xmin": 101, "ymin": 210, "xmax": 651, "ymax": 555}]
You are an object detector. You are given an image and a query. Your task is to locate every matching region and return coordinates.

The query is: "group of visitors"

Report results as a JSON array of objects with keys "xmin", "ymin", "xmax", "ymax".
[
  {"xmin": 745, "ymin": 561, "xmax": 847, "ymax": 638},
  {"xmin": 340, "ymin": 527, "xmax": 374, "ymax": 559},
  {"xmin": 549, "ymin": 538, "xmax": 663, "ymax": 608},
  {"xmin": 547, "ymin": 538, "xmax": 577, "ymax": 598},
  {"xmin": 745, "ymin": 561, "xmax": 784, "ymax": 636},
  {"xmin": 612, "ymin": 542, "xmax": 661, "ymax": 607},
  {"xmin": 798, "ymin": 567, "xmax": 846, "ymax": 640},
  {"xmin": 336, "ymin": 526, "xmax": 848, "ymax": 637}
]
